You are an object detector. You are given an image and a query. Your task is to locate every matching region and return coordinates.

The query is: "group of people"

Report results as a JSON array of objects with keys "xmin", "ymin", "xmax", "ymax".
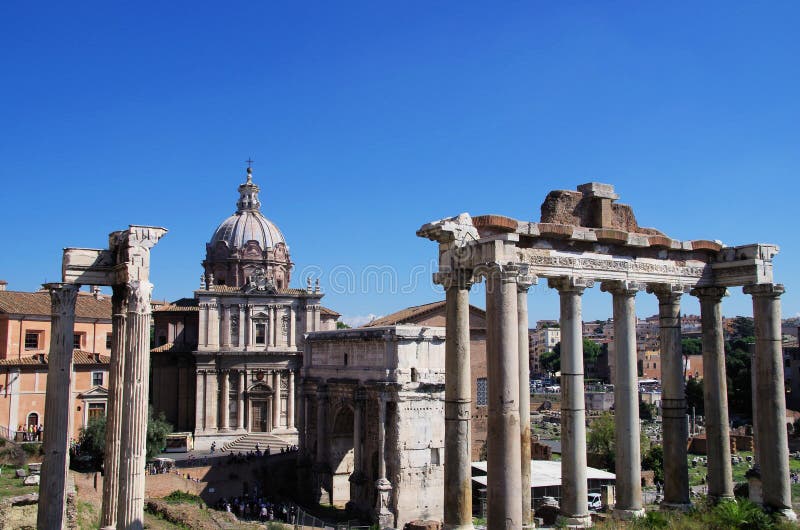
[
  {"xmin": 216, "ymin": 497, "xmax": 296, "ymax": 524},
  {"xmin": 17, "ymin": 423, "xmax": 42, "ymax": 441}
]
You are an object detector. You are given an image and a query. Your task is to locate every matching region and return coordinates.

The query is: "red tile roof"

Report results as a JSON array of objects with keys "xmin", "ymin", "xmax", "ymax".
[
  {"xmin": 320, "ymin": 306, "xmax": 340, "ymax": 317},
  {"xmin": 0, "ymin": 290, "xmax": 111, "ymax": 320},
  {"xmin": 363, "ymin": 300, "xmax": 486, "ymax": 328},
  {"xmin": 0, "ymin": 349, "xmax": 110, "ymax": 367}
]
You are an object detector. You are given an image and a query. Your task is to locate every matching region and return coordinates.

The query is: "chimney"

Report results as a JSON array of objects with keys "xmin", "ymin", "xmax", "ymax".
[
  {"xmin": 0, "ymin": 280, "xmax": 7, "ymax": 291},
  {"xmin": 92, "ymin": 285, "xmax": 102, "ymax": 299}
]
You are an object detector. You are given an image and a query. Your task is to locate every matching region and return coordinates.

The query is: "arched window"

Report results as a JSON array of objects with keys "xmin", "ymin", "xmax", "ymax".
[{"xmin": 27, "ymin": 412, "xmax": 39, "ymax": 427}]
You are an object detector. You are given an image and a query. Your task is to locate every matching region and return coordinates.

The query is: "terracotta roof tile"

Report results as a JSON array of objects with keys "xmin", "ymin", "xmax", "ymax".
[
  {"xmin": 0, "ymin": 290, "xmax": 111, "ymax": 320},
  {"xmin": 154, "ymin": 298, "xmax": 200, "ymax": 312},
  {"xmin": 363, "ymin": 300, "xmax": 487, "ymax": 328},
  {"xmin": 0, "ymin": 349, "xmax": 110, "ymax": 367},
  {"xmin": 151, "ymin": 342, "xmax": 194, "ymax": 353},
  {"xmin": 203, "ymin": 286, "xmax": 311, "ymax": 295},
  {"xmin": 320, "ymin": 306, "xmax": 340, "ymax": 317}
]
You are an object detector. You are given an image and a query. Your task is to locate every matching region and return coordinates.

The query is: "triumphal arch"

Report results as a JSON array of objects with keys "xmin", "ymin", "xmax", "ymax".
[{"xmin": 418, "ymin": 182, "xmax": 793, "ymax": 528}]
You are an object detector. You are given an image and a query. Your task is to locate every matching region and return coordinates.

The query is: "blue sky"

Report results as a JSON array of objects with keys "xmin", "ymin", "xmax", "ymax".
[{"xmin": 1, "ymin": 2, "xmax": 798, "ymax": 326}]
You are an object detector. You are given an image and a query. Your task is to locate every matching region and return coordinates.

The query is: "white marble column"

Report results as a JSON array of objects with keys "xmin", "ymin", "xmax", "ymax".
[
  {"xmin": 485, "ymin": 263, "xmax": 523, "ymax": 529},
  {"xmin": 518, "ymin": 273, "xmax": 535, "ymax": 526},
  {"xmin": 37, "ymin": 283, "xmax": 78, "ymax": 530},
  {"xmin": 691, "ymin": 286, "xmax": 734, "ymax": 502},
  {"xmin": 552, "ymin": 277, "xmax": 591, "ymax": 527},
  {"xmin": 220, "ymin": 371, "xmax": 230, "ymax": 431},
  {"xmin": 237, "ymin": 370, "xmax": 246, "ymax": 431},
  {"xmin": 208, "ymin": 302, "xmax": 219, "ymax": 348},
  {"xmin": 288, "ymin": 370, "xmax": 296, "ymax": 429},
  {"xmin": 650, "ymin": 285, "xmax": 690, "ymax": 510},
  {"xmin": 602, "ymin": 281, "xmax": 644, "ymax": 520},
  {"xmin": 438, "ymin": 270, "xmax": 474, "ymax": 530},
  {"xmin": 117, "ymin": 280, "xmax": 154, "ymax": 530},
  {"xmin": 375, "ymin": 391, "xmax": 394, "ymax": 528},
  {"xmin": 101, "ymin": 284, "xmax": 128, "ymax": 528},
  {"xmin": 273, "ymin": 370, "xmax": 281, "ymax": 430},
  {"xmin": 269, "ymin": 306, "xmax": 276, "ymax": 347},
  {"xmin": 744, "ymin": 283, "xmax": 796, "ymax": 519}
]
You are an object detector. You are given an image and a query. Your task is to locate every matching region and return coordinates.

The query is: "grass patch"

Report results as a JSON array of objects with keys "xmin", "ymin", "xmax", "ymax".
[
  {"xmin": 162, "ymin": 490, "xmax": 204, "ymax": 506},
  {"xmin": 76, "ymin": 500, "xmax": 99, "ymax": 530},
  {"xmin": 0, "ymin": 464, "xmax": 38, "ymax": 500}
]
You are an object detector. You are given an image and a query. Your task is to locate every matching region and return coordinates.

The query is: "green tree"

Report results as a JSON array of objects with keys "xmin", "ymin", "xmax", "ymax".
[
  {"xmin": 548, "ymin": 339, "xmax": 602, "ymax": 374},
  {"xmin": 681, "ymin": 338, "xmax": 702, "ymax": 356},
  {"xmin": 587, "ymin": 412, "xmax": 615, "ymax": 469},
  {"xmin": 730, "ymin": 316, "xmax": 755, "ymax": 340},
  {"xmin": 78, "ymin": 406, "xmax": 174, "ymax": 465},
  {"xmin": 540, "ymin": 350, "xmax": 560, "ymax": 375},
  {"xmin": 685, "ymin": 377, "xmax": 704, "ymax": 415},
  {"xmin": 336, "ymin": 321, "xmax": 351, "ymax": 329},
  {"xmin": 642, "ymin": 445, "xmax": 664, "ymax": 484},
  {"xmin": 639, "ymin": 399, "xmax": 657, "ymax": 421}
]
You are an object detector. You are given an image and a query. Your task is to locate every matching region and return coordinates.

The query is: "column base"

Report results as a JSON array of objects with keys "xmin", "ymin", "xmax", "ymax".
[
  {"xmin": 612, "ymin": 507, "xmax": 645, "ymax": 520},
  {"xmin": 772, "ymin": 508, "xmax": 798, "ymax": 521},
  {"xmin": 558, "ymin": 513, "xmax": 592, "ymax": 527},
  {"xmin": 660, "ymin": 501, "xmax": 692, "ymax": 512}
]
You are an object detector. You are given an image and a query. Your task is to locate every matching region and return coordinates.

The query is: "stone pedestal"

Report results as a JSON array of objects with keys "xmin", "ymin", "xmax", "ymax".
[
  {"xmin": 485, "ymin": 264, "xmax": 523, "ymax": 529},
  {"xmin": 745, "ymin": 284, "xmax": 796, "ymax": 520},
  {"xmin": 651, "ymin": 285, "xmax": 691, "ymax": 510},
  {"xmin": 37, "ymin": 284, "xmax": 78, "ymax": 530},
  {"xmin": 101, "ymin": 285, "xmax": 128, "ymax": 528},
  {"xmin": 551, "ymin": 278, "xmax": 591, "ymax": 527},
  {"xmin": 692, "ymin": 287, "xmax": 734, "ymax": 502},
  {"xmin": 603, "ymin": 281, "xmax": 644, "ymax": 520},
  {"xmin": 117, "ymin": 280, "xmax": 154, "ymax": 530},
  {"xmin": 440, "ymin": 272, "xmax": 474, "ymax": 530}
]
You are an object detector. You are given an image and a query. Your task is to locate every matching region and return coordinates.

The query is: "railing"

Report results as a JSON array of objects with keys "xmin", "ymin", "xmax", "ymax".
[
  {"xmin": 292, "ymin": 505, "xmax": 368, "ymax": 529},
  {"xmin": 0, "ymin": 425, "xmax": 14, "ymax": 441}
]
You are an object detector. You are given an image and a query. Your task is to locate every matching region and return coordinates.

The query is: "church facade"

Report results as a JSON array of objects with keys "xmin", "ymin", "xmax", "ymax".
[{"xmin": 150, "ymin": 167, "xmax": 339, "ymax": 445}]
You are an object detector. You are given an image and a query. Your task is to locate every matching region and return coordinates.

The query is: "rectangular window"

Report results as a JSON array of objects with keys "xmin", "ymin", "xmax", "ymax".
[
  {"xmin": 73, "ymin": 333, "xmax": 83, "ymax": 349},
  {"xmin": 88, "ymin": 402, "xmax": 105, "ymax": 421},
  {"xmin": 92, "ymin": 372, "xmax": 103, "ymax": 386},
  {"xmin": 476, "ymin": 377, "xmax": 488, "ymax": 407},
  {"xmin": 24, "ymin": 332, "xmax": 40, "ymax": 350},
  {"xmin": 255, "ymin": 322, "xmax": 266, "ymax": 345},
  {"xmin": 106, "ymin": 333, "xmax": 113, "ymax": 350}
]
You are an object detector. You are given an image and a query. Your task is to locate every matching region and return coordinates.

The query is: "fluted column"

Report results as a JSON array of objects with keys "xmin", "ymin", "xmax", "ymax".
[
  {"xmin": 691, "ymin": 286, "xmax": 734, "ymax": 502},
  {"xmin": 552, "ymin": 277, "xmax": 592, "ymax": 527},
  {"xmin": 220, "ymin": 371, "xmax": 230, "ymax": 431},
  {"xmin": 101, "ymin": 284, "xmax": 128, "ymax": 528},
  {"xmin": 237, "ymin": 370, "xmax": 245, "ymax": 431},
  {"xmin": 518, "ymin": 272, "xmax": 535, "ymax": 526},
  {"xmin": 273, "ymin": 370, "xmax": 282, "ymax": 429},
  {"xmin": 485, "ymin": 263, "xmax": 522, "ymax": 529},
  {"xmin": 745, "ymin": 283, "xmax": 796, "ymax": 519},
  {"xmin": 602, "ymin": 281, "xmax": 644, "ymax": 520},
  {"xmin": 437, "ymin": 270, "xmax": 474, "ymax": 530},
  {"xmin": 117, "ymin": 280, "xmax": 154, "ymax": 530},
  {"xmin": 650, "ymin": 285, "xmax": 690, "ymax": 510},
  {"xmin": 288, "ymin": 370, "xmax": 296, "ymax": 429},
  {"xmin": 37, "ymin": 283, "xmax": 78, "ymax": 530},
  {"xmin": 375, "ymin": 390, "xmax": 394, "ymax": 528}
]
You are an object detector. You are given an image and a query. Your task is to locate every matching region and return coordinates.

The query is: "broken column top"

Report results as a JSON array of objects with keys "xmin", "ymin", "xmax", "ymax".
[{"xmin": 576, "ymin": 182, "xmax": 619, "ymax": 200}]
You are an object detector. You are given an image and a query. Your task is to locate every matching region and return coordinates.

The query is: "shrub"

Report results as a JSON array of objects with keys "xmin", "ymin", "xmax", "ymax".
[
  {"xmin": 20, "ymin": 443, "xmax": 42, "ymax": 456},
  {"xmin": 163, "ymin": 490, "xmax": 203, "ymax": 506}
]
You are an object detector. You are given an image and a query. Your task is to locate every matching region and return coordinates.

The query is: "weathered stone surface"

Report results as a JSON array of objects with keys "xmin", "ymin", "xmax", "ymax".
[
  {"xmin": 15, "ymin": 469, "xmax": 27, "ymax": 478},
  {"xmin": 22, "ymin": 475, "xmax": 39, "ymax": 486},
  {"xmin": 404, "ymin": 520, "xmax": 442, "ymax": 530}
]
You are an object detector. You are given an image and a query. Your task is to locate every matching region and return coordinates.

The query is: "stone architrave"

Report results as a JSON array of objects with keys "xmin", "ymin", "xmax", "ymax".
[
  {"xmin": 37, "ymin": 283, "xmax": 78, "ymax": 530},
  {"xmin": 744, "ymin": 284, "xmax": 796, "ymax": 520},
  {"xmin": 485, "ymin": 263, "xmax": 523, "ymax": 529},
  {"xmin": 436, "ymin": 270, "xmax": 475, "ymax": 530},
  {"xmin": 649, "ymin": 284, "xmax": 691, "ymax": 510},
  {"xmin": 550, "ymin": 276, "xmax": 592, "ymax": 527},
  {"xmin": 691, "ymin": 286, "xmax": 734, "ymax": 502},
  {"xmin": 602, "ymin": 280, "xmax": 645, "ymax": 520},
  {"xmin": 100, "ymin": 284, "xmax": 129, "ymax": 528}
]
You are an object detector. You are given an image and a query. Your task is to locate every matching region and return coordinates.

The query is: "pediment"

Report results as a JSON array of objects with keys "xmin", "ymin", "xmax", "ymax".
[{"xmin": 78, "ymin": 386, "xmax": 108, "ymax": 399}]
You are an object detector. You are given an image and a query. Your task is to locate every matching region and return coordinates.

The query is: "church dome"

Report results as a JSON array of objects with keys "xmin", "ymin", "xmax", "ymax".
[{"xmin": 209, "ymin": 166, "xmax": 287, "ymax": 251}]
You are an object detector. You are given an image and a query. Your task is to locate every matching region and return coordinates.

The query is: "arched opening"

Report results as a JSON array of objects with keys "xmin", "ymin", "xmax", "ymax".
[
  {"xmin": 330, "ymin": 405, "xmax": 355, "ymax": 506},
  {"xmin": 27, "ymin": 412, "xmax": 39, "ymax": 427}
]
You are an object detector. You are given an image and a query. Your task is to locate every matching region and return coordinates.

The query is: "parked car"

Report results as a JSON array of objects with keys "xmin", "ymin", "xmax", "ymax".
[{"xmin": 588, "ymin": 493, "xmax": 602, "ymax": 511}]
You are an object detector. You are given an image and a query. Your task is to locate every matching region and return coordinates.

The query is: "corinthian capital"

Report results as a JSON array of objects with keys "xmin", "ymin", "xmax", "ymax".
[
  {"xmin": 548, "ymin": 276, "xmax": 593, "ymax": 294},
  {"xmin": 433, "ymin": 269, "xmax": 476, "ymax": 290},
  {"xmin": 44, "ymin": 283, "xmax": 79, "ymax": 317},
  {"xmin": 601, "ymin": 280, "xmax": 645, "ymax": 297},
  {"xmin": 743, "ymin": 283, "xmax": 785, "ymax": 298},
  {"xmin": 690, "ymin": 286, "xmax": 729, "ymax": 302},
  {"xmin": 127, "ymin": 280, "xmax": 153, "ymax": 314}
]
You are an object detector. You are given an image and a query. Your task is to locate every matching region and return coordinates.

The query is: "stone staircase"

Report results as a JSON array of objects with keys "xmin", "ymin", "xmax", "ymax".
[{"xmin": 221, "ymin": 432, "xmax": 294, "ymax": 454}]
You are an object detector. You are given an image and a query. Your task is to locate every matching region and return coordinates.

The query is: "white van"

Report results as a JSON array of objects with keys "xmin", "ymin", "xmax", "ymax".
[{"xmin": 587, "ymin": 493, "xmax": 602, "ymax": 511}]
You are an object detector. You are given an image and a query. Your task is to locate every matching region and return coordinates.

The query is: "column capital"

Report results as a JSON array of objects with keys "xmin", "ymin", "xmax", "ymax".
[
  {"xmin": 601, "ymin": 280, "xmax": 645, "ymax": 296},
  {"xmin": 126, "ymin": 280, "xmax": 153, "ymax": 314},
  {"xmin": 743, "ymin": 283, "xmax": 785, "ymax": 298},
  {"xmin": 690, "ymin": 286, "xmax": 729, "ymax": 301},
  {"xmin": 647, "ymin": 283, "xmax": 689, "ymax": 303},
  {"xmin": 517, "ymin": 266, "xmax": 537, "ymax": 292},
  {"xmin": 43, "ymin": 283, "xmax": 80, "ymax": 315},
  {"xmin": 482, "ymin": 261, "xmax": 520, "ymax": 283},
  {"xmin": 548, "ymin": 276, "xmax": 593, "ymax": 293},
  {"xmin": 433, "ymin": 269, "xmax": 476, "ymax": 290}
]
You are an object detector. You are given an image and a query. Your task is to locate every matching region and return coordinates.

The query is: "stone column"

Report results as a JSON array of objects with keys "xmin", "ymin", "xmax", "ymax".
[
  {"xmin": 288, "ymin": 370, "xmax": 296, "ymax": 429},
  {"xmin": 551, "ymin": 277, "xmax": 591, "ymax": 527},
  {"xmin": 208, "ymin": 302, "xmax": 219, "ymax": 348},
  {"xmin": 518, "ymin": 272, "xmax": 535, "ymax": 526},
  {"xmin": 602, "ymin": 281, "xmax": 644, "ymax": 519},
  {"xmin": 270, "ymin": 306, "xmax": 277, "ymax": 347},
  {"xmin": 220, "ymin": 371, "xmax": 230, "ymax": 431},
  {"xmin": 351, "ymin": 388, "xmax": 366, "ymax": 504},
  {"xmin": 316, "ymin": 387, "xmax": 329, "ymax": 464},
  {"xmin": 222, "ymin": 305, "xmax": 230, "ymax": 348},
  {"xmin": 288, "ymin": 306, "xmax": 295, "ymax": 348},
  {"xmin": 117, "ymin": 280, "xmax": 154, "ymax": 530},
  {"xmin": 273, "ymin": 371, "xmax": 282, "ymax": 429},
  {"xmin": 651, "ymin": 285, "xmax": 690, "ymax": 510},
  {"xmin": 37, "ymin": 283, "xmax": 78, "ymax": 530},
  {"xmin": 238, "ymin": 305, "xmax": 246, "ymax": 348},
  {"xmin": 195, "ymin": 371, "xmax": 205, "ymax": 431},
  {"xmin": 244, "ymin": 305, "xmax": 252, "ymax": 351},
  {"xmin": 437, "ymin": 270, "xmax": 474, "ymax": 530},
  {"xmin": 744, "ymin": 284, "xmax": 796, "ymax": 519},
  {"xmin": 237, "ymin": 370, "xmax": 245, "ymax": 431},
  {"xmin": 205, "ymin": 370, "xmax": 218, "ymax": 432},
  {"xmin": 375, "ymin": 391, "xmax": 394, "ymax": 528},
  {"xmin": 485, "ymin": 263, "xmax": 523, "ymax": 529},
  {"xmin": 101, "ymin": 284, "xmax": 128, "ymax": 528},
  {"xmin": 691, "ymin": 287, "xmax": 734, "ymax": 502}
]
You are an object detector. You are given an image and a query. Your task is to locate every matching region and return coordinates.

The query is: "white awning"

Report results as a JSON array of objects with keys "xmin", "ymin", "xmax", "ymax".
[{"xmin": 472, "ymin": 460, "xmax": 615, "ymax": 488}]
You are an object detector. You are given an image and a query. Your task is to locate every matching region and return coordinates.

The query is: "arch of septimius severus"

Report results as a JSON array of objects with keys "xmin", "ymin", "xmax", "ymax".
[{"xmin": 418, "ymin": 182, "xmax": 795, "ymax": 528}]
